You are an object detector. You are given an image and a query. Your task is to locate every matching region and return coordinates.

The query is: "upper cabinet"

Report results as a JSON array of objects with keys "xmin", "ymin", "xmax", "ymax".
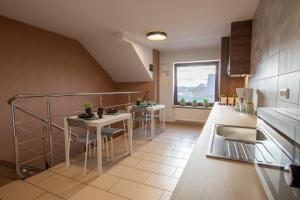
[{"xmin": 227, "ymin": 20, "xmax": 252, "ymax": 76}]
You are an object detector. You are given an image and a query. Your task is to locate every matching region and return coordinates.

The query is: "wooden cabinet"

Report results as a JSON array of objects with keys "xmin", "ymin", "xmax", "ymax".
[
  {"xmin": 228, "ymin": 20, "xmax": 252, "ymax": 76},
  {"xmin": 220, "ymin": 37, "xmax": 245, "ymax": 96}
]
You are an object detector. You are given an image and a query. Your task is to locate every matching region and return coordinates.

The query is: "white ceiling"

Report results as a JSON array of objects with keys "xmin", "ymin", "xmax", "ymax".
[{"xmin": 0, "ymin": 0, "xmax": 259, "ymax": 81}]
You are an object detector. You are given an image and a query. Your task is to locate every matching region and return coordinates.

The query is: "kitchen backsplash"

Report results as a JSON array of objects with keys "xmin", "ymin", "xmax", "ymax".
[{"xmin": 248, "ymin": 0, "xmax": 300, "ymax": 120}]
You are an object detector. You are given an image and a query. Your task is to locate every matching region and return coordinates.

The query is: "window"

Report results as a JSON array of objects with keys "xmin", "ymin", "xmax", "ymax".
[{"xmin": 174, "ymin": 61, "xmax": 219, "ymax": 105}]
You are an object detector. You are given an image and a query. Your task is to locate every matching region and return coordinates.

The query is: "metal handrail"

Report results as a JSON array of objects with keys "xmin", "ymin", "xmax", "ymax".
[
  {"xmin": 9, "ymin": 91, "xmax": 145, "ymax": 178},
  {"xmin": 8, "ymin": 91, "xmax": 145, "ymax": 104}
]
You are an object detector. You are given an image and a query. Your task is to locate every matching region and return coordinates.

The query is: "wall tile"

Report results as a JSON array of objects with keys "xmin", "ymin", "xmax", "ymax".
[
  {"xmin": 279, "ymin": 44, "xmax": 293, "ymax": 75},
  {"xmin": 266, "ymin": 53, "xmax": 279, "ymax": 78},
  {"xmin": 277, "ymin": 100, "xmax": 299, "ymax": 117},
  {"xmin": 277, "ymin": 71, "xmax": 300, "ymax": 104},
  {"xmin": 291, "ymin": 39, "xmax": 300, "ymax": 72},
  {"xmin": 265, "ymin": 76, "xmax": 278, "ymax": 100}
]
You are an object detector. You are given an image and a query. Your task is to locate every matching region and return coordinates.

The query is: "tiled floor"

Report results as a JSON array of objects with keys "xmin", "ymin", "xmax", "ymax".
[{"xmin": 0, "ymin": 123, "xmax": 201, "ymax": 200}]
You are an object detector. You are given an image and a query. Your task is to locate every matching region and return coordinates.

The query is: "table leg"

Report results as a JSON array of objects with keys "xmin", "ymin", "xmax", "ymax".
[
  {"xmin": 96, "ymin": 126, "xmax": 102, "ymax": 175},
  {"xmin": 151, "ymin": 110, "xmax": 155, "ymax": 140},
  {"xmin": 64, "ymin": 119, "xmax": 70, "ymax": 169},
  {"xmin": 127, "ymin": 118, "xmax": 133, "ymax": 155}
]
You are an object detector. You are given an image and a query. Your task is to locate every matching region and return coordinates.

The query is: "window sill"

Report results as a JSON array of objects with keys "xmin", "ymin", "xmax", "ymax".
[{"xmin": 172, "ymin": 105, "xmax": 213, "ymax": 110}]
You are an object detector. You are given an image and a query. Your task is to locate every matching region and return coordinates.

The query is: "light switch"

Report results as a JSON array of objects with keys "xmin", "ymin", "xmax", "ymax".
[{"xmin": 279, "ymin": 88, "xmax": 290, "ymax": 99}]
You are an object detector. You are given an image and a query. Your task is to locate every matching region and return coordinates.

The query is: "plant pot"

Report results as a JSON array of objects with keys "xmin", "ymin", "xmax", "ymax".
[
  {"xmin": 180, "ymin": 102, "xmax": 186, "ymax": 106},
  {"xmin": 202, "ymin": 102, "xmax": 209, "ymax": 107},
  {"xmin": 228, "ymin": 97, "xmax": 235, "ymax": 105},
  {"xmin": 220, "ymin": 97, "xmax": 228, "ymax": 105},
  {"xmin": 85, "ymin": 108, "xmax": 92, "ymax": 114},
  {"xmin": 192, "ymin": 102, "xmax": 198, "ymax": 107}
]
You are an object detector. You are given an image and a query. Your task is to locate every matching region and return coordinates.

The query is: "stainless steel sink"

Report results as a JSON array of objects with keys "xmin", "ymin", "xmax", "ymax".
[
  {"xmin": 215, "ymin": 125, "xmax": 267, "ymax": 143},
  {"xmin": 207, "ymin": 124, "xmax": 266, "ymax": 163}
]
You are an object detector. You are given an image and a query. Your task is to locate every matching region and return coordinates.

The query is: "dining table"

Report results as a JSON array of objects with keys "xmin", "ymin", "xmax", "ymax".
[
  {"xmin": 128, "ymin": 104, "xmax": 166, "ymax": 140},
  {"xmin": 64, "ymin": 112, "xmax": 133, "ymax": 175}
]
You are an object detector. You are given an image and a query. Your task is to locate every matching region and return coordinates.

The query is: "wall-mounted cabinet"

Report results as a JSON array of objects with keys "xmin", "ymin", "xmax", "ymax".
[{"xmin": 227, "ymin": 20, "xmax": 252, "ymax": 76}]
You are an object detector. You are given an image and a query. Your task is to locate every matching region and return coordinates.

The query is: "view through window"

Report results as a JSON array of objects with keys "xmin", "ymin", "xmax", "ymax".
[{"xmin": 174, "ymin": 61, "xmax": 218, "ymax": 104}]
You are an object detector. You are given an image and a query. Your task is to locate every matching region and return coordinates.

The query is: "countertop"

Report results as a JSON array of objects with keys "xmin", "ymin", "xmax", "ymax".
[{"xmin": 171, "ymin": 104, "xmax": 267, "ymax": 200}]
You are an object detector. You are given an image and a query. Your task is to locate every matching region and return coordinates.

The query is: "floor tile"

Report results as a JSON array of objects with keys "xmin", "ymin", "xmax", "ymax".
[
  {"xmin": 144, "ymin": 174, "xmax": 178, "ymax": 191},
  {"xmin": 88, "ymin": 174, "xmax": 120, "ymax": 190},
  {"xmin": 34, "ymin": 174, "xmax": 86, "ymax": 199},
  {"xmin": 160, "ymin": 191, "xmax": 172, "ymax": 200},
  {"xmin": 49, "ymin": 162, "xmax": 83, "ymax": 178},
  {"xmin": 135, "ymin": 160, "xmax": 176, "ymax": 176},
  {"xmin": 109, "ymin": 179, "xmax": 163, "ymax": 200},
  {"xmin": 173, "ymin": 168, "xmax": 184, "ymax": 178},
  {"xmin": 108, "ymin": 165, "xmax": 150, "ymax": 183},
  {"xmin": 173, "ymin": 146, "xmax": 193, "ymax": 153},
  {"xmin": 35, "ymin": 193, "xmax": 64, "ymax": 200},
  {"xmin": 25, "ymin": 170, "xmax": 54, "ymax": 184},
  {"xmin": 132, "ymin": 151, "xmax": 165, "ymax": 163},
  {"xmin": 117, "ymin": 157, "xmax": 141, "ymax": 167},
  {"xmin": 0, "ymin": 180, "xmax": 45, "ymax": 200},
  {"xmin": 163, "ymin": 157, "xmax": 187, "ymax": 168},
  {"xmin": 69, "ymin": 185, "xmax": 127, "ymax": 200}
]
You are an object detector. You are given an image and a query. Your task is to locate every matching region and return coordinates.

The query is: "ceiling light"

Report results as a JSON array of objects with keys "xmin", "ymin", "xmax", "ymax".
[{"xmin": 146, "ymin": 31, "xmax": 167, "ymax": 41}]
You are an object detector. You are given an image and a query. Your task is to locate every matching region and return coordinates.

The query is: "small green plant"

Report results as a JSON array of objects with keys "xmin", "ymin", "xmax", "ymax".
[
  {"xmin": 203, "ymin": 98, "xmax": 209, "ymax": 104},
  {"xmin": 180, "ymin": 98, "xmax": 186, "ymax": 106},
  {"xmin": 192, "ymin": 99, "xmax": 198, "ymax": 107},
  {"xmin": 136, "ymin": 97, "xmax": 143, "ymax": 105},
  {"xmin": 192, "ymin": 99, "xmax": 197, "ymax": 103},
  {"xmin": 84, "ymin": 102, "xmax": 92, "ymax": 109}
]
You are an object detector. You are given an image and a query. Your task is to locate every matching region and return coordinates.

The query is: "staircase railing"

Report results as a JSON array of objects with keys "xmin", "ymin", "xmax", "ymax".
[{"xmin": 8, "ymin": 91, "xmax": 145, "ymax": 178}]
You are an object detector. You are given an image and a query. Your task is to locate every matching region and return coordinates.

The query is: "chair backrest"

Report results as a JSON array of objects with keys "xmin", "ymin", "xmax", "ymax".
[
  {"xmin": 67, "ymin": 118, "xmax": 88, "ymax": 129},
  {"xmin": 132, "ymin": 105, "xmax": 146, "ymax": 113}
]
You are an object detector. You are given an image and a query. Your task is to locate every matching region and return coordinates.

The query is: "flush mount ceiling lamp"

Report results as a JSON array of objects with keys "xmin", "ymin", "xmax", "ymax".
[{"xmin": 146, "ymin": 31, "xmax": 167, "ymax": 41}]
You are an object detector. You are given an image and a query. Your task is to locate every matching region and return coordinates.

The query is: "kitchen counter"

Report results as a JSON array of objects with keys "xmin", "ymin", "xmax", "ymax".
[{"xmin": 171, "ymin": 104, "xmax": 267, "ymax": 200}]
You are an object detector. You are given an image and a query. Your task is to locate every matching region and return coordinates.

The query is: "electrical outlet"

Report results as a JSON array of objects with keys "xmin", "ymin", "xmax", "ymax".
[{"xmin": 279, "ymin": 88, "xmax": 290, "ymax": 99}]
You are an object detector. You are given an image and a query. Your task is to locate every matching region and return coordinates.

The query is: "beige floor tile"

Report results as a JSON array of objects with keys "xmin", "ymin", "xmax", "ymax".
[
  {"xmin": 135, "ymin": 160, "xmax": 176, "ymax": 176},
  {"xmin": 144, "ymin": 174, "xmax": 178, "ymax": 191},
  {"xmin": 25, "ymin": 170, "xmax": 54, "ymax": 184},
  {"xmin": 49, "ymin": 162, "xmax": 84, "ymax": 178},
  {"xmin": 0, "ymin": 180, "xmax": 45, "ymax": 200},
  {"xmin": 173, "ymin": 146, "xmax": 193, "ymax": 153},
  {"xmin": 35, "ymin": 193, "xmax": 64, "ymax": 200},
  {"xmin": 88, "ymin": 174, "xmax": 120, "ymax": 190},
  {"xmin": 109, "ymin": 179, "xmax": 163, "ymax": 200},
  {"xmin": 69, "ymin": 185, "xmax": 127, "ymax": 200},
  {"xmin": 108, "ymin": 165, "xmax": 150, "ymax": 183},
  {"xmin": 117, "ymin": 157, "xmax": 141, "ymax": 167},
  {"xmin": 160, "ymin": 191, "xmax": 172, "ymax": 200},
  {"xmin": 163, "ymin": 157, "xmax": 187, "ymax": 168},
  {"xmin": 132, "ymin": 151, "xmax": 165, "ymax": 163},
  {"xmin": 173, "ymin": 168, "xmax": 184, "ymax": 178},
  {"xmin": 35, "ymin": 174, "xmax": 86, "ymax": 199}
]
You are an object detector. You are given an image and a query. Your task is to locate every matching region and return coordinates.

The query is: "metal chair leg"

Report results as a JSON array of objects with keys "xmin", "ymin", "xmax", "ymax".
[
  {"xmin": 105, "ymin": 137, "xmax": 109, "ymax": 161},
  {"xmin": 110, "ymin": 137, "xmax": 114, "ymax": 160}
]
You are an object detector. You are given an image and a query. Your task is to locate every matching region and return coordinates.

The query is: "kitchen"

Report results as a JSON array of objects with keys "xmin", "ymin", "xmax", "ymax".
[{"xmin": 0, "ymin": 0, "xmax": 299, "ymax": 200}]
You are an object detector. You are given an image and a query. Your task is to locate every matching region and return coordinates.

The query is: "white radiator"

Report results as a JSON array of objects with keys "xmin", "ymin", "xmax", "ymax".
[{"xmin": 174, "ymin": 107, "xmax": 211, "ymax": 124}]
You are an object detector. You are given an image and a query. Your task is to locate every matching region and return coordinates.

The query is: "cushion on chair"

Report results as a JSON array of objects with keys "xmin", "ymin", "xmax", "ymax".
[
  {"xmin": 75, "ymin": 134, "xmax": 97, "ymax": 142},
  {"xmin": 102, "ymin": 128, "xmax": 123, "ymax": 138}
]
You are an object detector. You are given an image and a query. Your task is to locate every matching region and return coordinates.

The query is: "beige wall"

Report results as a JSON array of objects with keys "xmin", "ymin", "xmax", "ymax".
[
  {"xmin": 0, "ymin": 16, "xmax": 117, "ymax": 162},
  {"xmin": 248, "ymin": 0, "xmax": 300, "ymax": 119},
  {"xmin": 116, "ymin": 49, "xmax": 160, "ymax": 103}
]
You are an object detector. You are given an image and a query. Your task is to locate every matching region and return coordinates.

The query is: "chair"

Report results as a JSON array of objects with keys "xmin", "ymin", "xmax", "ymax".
[
  {"xmin": 101, "ymin": 120, "xmax": 128, "ymax": 160},
  {"xmin": 132, "ymin": 105, "xmax": 152, "ymax": 136},
  {"xmin": 66, "ymin": 118, "xmax": 109, "ymax": 176}
]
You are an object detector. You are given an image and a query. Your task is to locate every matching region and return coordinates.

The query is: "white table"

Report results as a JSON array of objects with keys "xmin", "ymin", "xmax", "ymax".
[
  {"xmin": 64, "ymin": 113, "xmax": 132, "ymax": 175},
  {"xmin": 146, "ymin": 104, "xmax": 166, "ymax": 139}
]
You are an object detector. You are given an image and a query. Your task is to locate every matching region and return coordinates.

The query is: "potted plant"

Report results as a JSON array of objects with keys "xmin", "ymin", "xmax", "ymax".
[
  {"xmin": 202, "ymin": 98, "xmax": 209, "ymax": 107},
  {"xmin": 192, "ymin": 99, "xmax": 198, "ymax": 107},
  {"xmin": 180, "ymin": 98, "xmax": 186, "ymax": 106},
  {"xmin": 136, "ymin": 97, "xmax": 142, "ymax": 105},
  {"xmin": 84, "ymin": 102, "xmax": 92, "ymax": 114},
  {"xmin": 220, "ymin": 94, "xmax": 228, "ymax": 105},
  {"xmin": 227, "ymin": 95, "xmax": 235, "ymax": 105}
]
